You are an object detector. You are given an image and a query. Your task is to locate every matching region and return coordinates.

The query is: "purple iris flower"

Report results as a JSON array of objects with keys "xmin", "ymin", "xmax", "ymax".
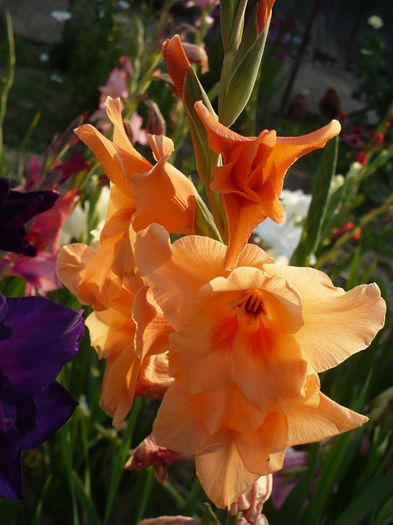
[
  {"xmin": 0, "ymin": 294, "xmax": 84, "ymax": 500},
  {"xmin": 0, "ymin": 179, "xmax": 58, "ymax": 256}
]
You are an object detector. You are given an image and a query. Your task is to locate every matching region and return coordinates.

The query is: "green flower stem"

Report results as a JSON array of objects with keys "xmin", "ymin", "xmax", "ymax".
[
  {"xmin": 134, "ymin": 467, "xmax": 155, "ymax": 523},
  {"xmin": 0, "ymin": 10, "xmax": 15, "ymax": 177}
]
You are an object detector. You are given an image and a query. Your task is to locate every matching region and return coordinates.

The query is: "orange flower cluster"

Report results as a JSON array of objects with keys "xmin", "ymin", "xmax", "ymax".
[
  {"xmin": 58, "ymin": 37, "xmax": 386, "ymax": 510},
  {"xmin": 58, "ymin": 97, "xmax": 197, "ymax": 426}
]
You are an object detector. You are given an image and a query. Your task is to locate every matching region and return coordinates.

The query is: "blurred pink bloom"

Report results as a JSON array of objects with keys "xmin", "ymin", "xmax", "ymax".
[
  {"xmin": 91, "ymin": 57, "xmax": 148, "ymax": 145},
  {"xmin": 91, "ymin": 56, "xmax": 131, "ymax": 129},
  {"xmin": 45, "ymin": 150, "xmax": 89, "ymax": 186},
  {"xmin": 2, "ymin": 189, "xmax": 78, "ymax": 295},
  {"xmin": 99, "ymin": 66, "xmax": 128, "ymax": 100},
  {"xmin": 129, "ymin": 113, "xmax": 148, "ymax": 146},
  {"xmin": 271, "ymin": 448, "xmax": 309, "ymax": 509},
  {"xmin": 196, "ymin": 14, "xmax": 214, "ymax": 27},
  {"xmin": 186, "ymin": 0, "xmax": 219, "ymax": 8},
  {"xmin": 341, "ymin": 133, "xmax": 365, "ymax": 149},
  {"xmin": 125, "ymin": 434, "xmax": 187, "ymax": 484},
  {"xmin": 10, "ymin": 252, "xmax": 61, "ymax": 295},
  {"xmin": 26, "ymin": 156, "xmax": 42, "ymax": 189},
  {"xmin": 27, "ymin": 188, "xmax": 78, "ymax": 253},
  {"xmin": 230, "ymin": 475, "xmax": 272, "ymax": 525},
  {"xmin": 184, "ymin": 0, "xmax": 219, "ymax": 28},
  {"xmin": 26, "ymin": 150, "xmax": 89, "ymax": 190}
]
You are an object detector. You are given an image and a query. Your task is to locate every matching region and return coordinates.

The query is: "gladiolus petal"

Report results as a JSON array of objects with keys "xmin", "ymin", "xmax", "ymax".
[
  {"xmin": 195, "ymin": 439, "xmax": 259, "ymax": 508},
  {"xmin": 264, "ymin": 265, "xmax": 386, "ymax": 373},
  {"xmin": 162, "ymin": 35, "xmax": 191, "ymax": 98}
]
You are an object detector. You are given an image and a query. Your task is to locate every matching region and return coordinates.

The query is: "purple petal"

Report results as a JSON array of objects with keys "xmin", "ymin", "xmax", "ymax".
[
  {"xmin": 0, "ymin": 373, "xmax": 16, "ymax": 432},
  {"xmin": 271, "ymin": 476, "xmax": 297, "ymax": 509},
  {"xmin": 0, "ymin": 296, "xmax": 84, "ymax": 396},
  {"xmin": 0, "ymin": 296, "xmax": 12, "ymax": 341},
  {"xmin": 0, "ymin": 428, "xmax": 22, "ymax": 500},
  {"xmin": 21, "ymin": 381, "xmax": 77, "ymax": 450},
  {"xmin": 0, "ymin": 179, "xmax": 58, "ymax": 256},
  {"xmin": 14, "ymin": 390, "xmax": 36, "ymax": 437},
  {"xmin": 282, "ymin": 448, "xmax": 308, "ymax": 469}
]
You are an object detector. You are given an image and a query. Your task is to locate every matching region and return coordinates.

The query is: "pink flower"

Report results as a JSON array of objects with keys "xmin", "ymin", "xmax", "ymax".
[
  {"xmin": 45, "ymin": 150, "xmax": 89, "ymax": 186},
  {"xmin": 3, "ymin": 189, "xmax": 78, "ymax": 295},
  {"xmin": 186, "ymin": 0, "xmax": 219, "ymax": 8},
  {"xmin": 129, "ymin": 113, "xmax": 148, "ymax": 146},
  {"xmin": 91, "ymin": 57, "xmax": 148, "ymax": 145},
  {"xmin": 26, "ymin": 156, "xmax": 42, "ymax": 189},
  {"xmin": 271, "ymin": 448, "xmax": 309, "ymax": 509}
]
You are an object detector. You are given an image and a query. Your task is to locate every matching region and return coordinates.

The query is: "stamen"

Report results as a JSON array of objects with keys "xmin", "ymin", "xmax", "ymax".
[{"xmin": 242, "ymin": 289, "xmax": 265, "ymax": 316}]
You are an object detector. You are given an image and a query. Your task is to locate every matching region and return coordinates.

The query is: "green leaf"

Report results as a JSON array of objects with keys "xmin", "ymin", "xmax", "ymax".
[
  {"xmin": 72, "ymin": 470, "xmax": 102, "ymax": 525},
  {"xmin": 133, "ymin": 467, "xmax": 155, "ymax": 523},
  {"xmin": 300, "ymin": 376, "xmax": 370, "ymax": 525},
  {"xmin": 360, "ymin": 143, "xmax": 393, "ymax": 181},
  {"xmin": 194, "ymin": 194, "xmax": 223, "ymax": 241},
  {"xmin": 201, "ymin": 502, "xmax": 221, "ymax": 525},
  {"xmin": 346, "ymin": 242, "xmax": 362, "ymax": 289},
  {"xmin": 183, "ymin": 67, "xmax": 216, "ymax": 189},
  {"xmin": 333, "ymin": 468, "xmax": 393, "ymax": 525},
  {"xmin": 273, "ymin": 444, "xmax": 319, "ymax": 523},
  {"xmin": 183, "ymin": 68, "xmax": 226, "ymax": 235},
  {"xmin": 0, "ymin": 9, "xmax": 15, "ymax": 177},
  {"xmin": 220, "ymin": 0, "xmax": 245, "ymax": 51},
  {"xmin": 60, "ymin": 426, "xmax": 80, "ymax": 525},
  {"xmin": 291, "ymin": 136, "xmax": 339, "ymax": 266},
  {"xmin": 103, "ymin": 398, "xmax": 143, "ymax": 524}
]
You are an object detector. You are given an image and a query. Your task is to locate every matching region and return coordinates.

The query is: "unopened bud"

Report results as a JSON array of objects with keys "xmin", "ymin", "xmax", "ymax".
[
  {"xmin": 257, "ymin": 0, "xmax": 276, "ymax": 34},
  {"xmin": 144, "ymin": 99, "xmax": 166, "ymax": 136},
  {"xmin": 230, "ymin": 475, "xmax": 273, "ymax": 524}
]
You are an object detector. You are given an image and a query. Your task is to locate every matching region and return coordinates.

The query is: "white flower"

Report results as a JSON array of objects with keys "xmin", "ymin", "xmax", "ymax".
[
  {"xmin": 254, "ymin": 189, "xmax": 311, "ymax": 264},
  {"xmin": 368, "ymin": 15, "xmax": 383, "ymax": 29},
  {"xmin": 60, "ymin": 202, "xmax": 88, "ymax": 245},
  {"xmin": 39, "ymin": 52, "xmax": 49, "ymax": 63},
  {"xmin": 94, "ymin": 185, "xmax": 110, "ymax": 232},
  {"xmin": 61, "ymin": 185, "xmax": 110, "ymax": 245},
  {"xmin": 51, "ymin": 10, "xmax": 72, "ymax": 23},
  {"xmin": 118, "ymin": 1, "xmax": 130, "ymax": 8}
]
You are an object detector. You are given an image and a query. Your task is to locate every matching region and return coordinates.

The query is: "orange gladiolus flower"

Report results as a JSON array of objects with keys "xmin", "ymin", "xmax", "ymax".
[
  {"xmin": 58, "ymin": 227, "xmax": 172, "ymax": 426},
  {"xmin": 75, "ymin": 97, "xmax": 197, "ymax": 236},
  {"xmin": 58, "ymin": 96, "xmax": 197, "ymax": 424},
  {"xmin": 135, "ymin": 224, "xmax": 386, "ymax": 507},
  {"xmin": 86, "ymin": 293, "xmax": 172, "ymax": 426},
  {"xmin": 58, "ymin": 173, "xmax": 171, "ymax": 426},
  {"xmin": 195, "ymin": 101, "xmax": 341, "ymax": 269}
]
